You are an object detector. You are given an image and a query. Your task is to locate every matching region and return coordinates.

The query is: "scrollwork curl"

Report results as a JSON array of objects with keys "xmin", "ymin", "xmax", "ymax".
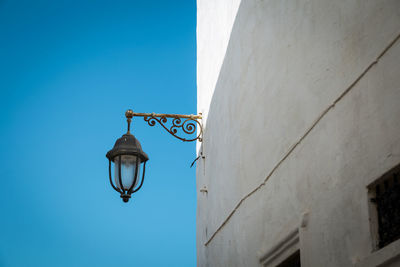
[
  {"xmin": 144, "ymin": 116, "xmax": 157, "ymax": 127},
  {"xmin": 142, "ymin": 115, "xmax": 202, "ymax": 142}
]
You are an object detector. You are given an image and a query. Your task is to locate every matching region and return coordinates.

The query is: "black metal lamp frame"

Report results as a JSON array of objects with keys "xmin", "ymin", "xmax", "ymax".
[{"xmin": 107, "ymin": 155, "xmax": 147, "ymax": 203}]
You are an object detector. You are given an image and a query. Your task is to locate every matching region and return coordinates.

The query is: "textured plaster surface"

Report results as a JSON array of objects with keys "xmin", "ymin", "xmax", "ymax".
[{"xmin": 197, "ymin": 0, "xmax": 400, "ymax": 266}]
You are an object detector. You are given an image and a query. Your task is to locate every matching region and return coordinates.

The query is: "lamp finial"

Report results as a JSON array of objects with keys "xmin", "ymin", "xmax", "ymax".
[{"xmin": 125, "ymin": 109, "xmax": 134, "ymax": 133}]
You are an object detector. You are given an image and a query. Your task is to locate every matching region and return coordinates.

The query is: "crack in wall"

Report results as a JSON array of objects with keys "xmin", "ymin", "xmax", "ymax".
[{"xmin": 204, "ymin": 32, "xmax": 400, "ymax": 247}]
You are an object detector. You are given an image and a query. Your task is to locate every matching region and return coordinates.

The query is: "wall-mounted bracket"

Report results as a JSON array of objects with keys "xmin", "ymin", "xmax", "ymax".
[{"xmin": 125, "ymin": 109, "xmax": 203, "ymax": 142}]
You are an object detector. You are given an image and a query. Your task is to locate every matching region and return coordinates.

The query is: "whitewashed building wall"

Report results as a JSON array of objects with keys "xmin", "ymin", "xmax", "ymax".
[{"xmin": 196, "ymin": 0, "xmax": 400, "ymax": 266}]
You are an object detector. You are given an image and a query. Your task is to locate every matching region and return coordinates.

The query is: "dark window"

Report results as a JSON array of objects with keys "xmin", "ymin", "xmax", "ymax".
[
  {"xmin": 277, "ymin": 250, "xmax": 301, "ymax": 267},
  {"xmin": 371, "ymin": 165, "xmax": 400, "ymax": 249}
]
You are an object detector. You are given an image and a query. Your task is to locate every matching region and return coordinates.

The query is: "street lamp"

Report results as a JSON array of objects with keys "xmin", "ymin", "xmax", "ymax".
[
  {"xmin": 106, "ymin": 110, "xmax": 149, "ymax": 202},
  {"xmin": 106, "ymin": 109, "xmax": 203, "ymax": 203}
]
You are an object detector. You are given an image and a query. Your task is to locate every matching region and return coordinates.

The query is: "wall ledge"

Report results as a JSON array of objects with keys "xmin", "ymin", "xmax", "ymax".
[{"xmin": 354, "ymin": 239, "xmax": 400, "ymax": 267}]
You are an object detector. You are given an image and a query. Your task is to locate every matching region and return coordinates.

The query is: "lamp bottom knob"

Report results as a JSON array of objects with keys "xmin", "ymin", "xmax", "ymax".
[{"xmin": 121, "ymin": 193, "xmax": 131, "ymax": 203}]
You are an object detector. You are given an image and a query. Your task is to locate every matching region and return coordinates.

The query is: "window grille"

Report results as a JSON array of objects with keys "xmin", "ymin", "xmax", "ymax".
[{"xmin": 371, "ymin": 166, "xmax": 400, "ymax": 249}]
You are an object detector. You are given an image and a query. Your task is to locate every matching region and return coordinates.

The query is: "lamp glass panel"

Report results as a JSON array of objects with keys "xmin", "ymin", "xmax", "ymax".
[{"xmin": 114, "ymin": 155, "xmax": 141, "ymax": 190}]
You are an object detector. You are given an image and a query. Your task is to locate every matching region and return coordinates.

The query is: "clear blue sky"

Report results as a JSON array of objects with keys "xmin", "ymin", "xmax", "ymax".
[{"xmin": 0, "ymin": 1, "xmax": 197, "ymax": 266}]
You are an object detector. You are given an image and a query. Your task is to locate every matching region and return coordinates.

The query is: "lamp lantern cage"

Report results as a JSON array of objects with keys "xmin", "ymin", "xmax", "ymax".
[{"xmin": 106, "ymin": 110, "xmax": 148, "ymax": 202}]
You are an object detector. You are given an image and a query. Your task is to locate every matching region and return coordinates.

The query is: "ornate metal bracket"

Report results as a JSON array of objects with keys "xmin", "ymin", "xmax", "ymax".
[{"xmin": 125, "ymin": 109, "xmax": 203, "ymax": 142}]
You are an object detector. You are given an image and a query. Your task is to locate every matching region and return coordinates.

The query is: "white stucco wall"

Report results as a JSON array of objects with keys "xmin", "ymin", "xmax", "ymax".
[
  {"xmin": 197, "ymin": 0, "xmax": 400, "ymax": 266},
  {"xmin": 196, "ymin": 0, "xmax": 241, "ymax": 124}
]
